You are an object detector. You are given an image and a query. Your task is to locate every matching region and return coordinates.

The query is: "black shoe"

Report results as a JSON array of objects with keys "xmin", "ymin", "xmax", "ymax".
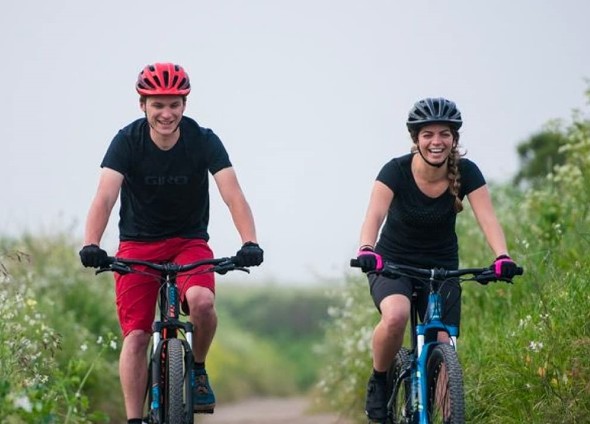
[{"xmin": 365, "ymin": 374, "xmax": 387, "ymax": 422}]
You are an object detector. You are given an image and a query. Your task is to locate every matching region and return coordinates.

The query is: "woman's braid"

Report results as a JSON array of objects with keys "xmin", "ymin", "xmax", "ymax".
[{"xmin": 447, "ymin": 130, "xmax": 463, "ymax": 213}]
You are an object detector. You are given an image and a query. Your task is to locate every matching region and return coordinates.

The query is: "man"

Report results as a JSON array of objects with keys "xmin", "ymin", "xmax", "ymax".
[{"xmin": 79, "ymin": 62, "xmax": 263, "ymax": 424}]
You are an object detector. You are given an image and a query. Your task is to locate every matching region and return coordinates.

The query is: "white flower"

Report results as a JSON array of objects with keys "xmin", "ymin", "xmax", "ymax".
[
  {"xmin": 13, "ymin": 395, "xmax": 33, "ymax": 412},
  {"xmin": 80, "ymin": 343, "xmax": 88, "ymax": 352},
  {"xmin": 110, "ymin": 340, "xmax": 118, "ymax": 350},
  {"xmin": 528, "ymin": 341, "xmax": 544, "ymax": 352}
]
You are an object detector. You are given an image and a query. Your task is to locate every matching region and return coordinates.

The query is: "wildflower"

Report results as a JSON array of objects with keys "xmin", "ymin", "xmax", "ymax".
[
  {"xmin": 528, "ymin": 341, "xmax": 544, "ymax": 352},
  {"xmin": 80, "ymin": 343, "xmax": 88, "ymax": 352},
  {"xmin": 13, "ymin": 394, "xmax": 33, "ymax": 412},
  {"xmin": 109, "ymin": 340, "xmax": 117, "ymax": 350}
]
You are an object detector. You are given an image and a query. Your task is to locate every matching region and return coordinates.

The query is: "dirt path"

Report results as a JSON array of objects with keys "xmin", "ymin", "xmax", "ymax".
[{"xmin": 199, "ymin": 396, "xmax": 354, "ymax": 424}]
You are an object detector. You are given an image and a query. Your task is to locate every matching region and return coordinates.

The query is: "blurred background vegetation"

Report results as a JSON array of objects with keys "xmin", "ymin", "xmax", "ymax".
[{"xmin": 1, "ymin": 89, "xmax": 589, "ymax": 423}]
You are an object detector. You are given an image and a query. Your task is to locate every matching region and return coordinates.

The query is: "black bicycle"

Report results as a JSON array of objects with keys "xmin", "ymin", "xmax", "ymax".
[
  {"xmin": 351, "ymin": 259, "xmax": 523, "ymax": 424},
  {"xmin": 97, "ymin": 256, "xmax": 248, "ymax": 424}
]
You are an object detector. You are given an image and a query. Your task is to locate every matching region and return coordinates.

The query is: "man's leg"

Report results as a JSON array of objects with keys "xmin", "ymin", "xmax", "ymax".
[
  {"xmin": 185, "ymin": 285, "xmax": 217, "ymax": 412},
  {"xmin": 119, "ymin": 330, "xmax": 151, "ymax": 419}
]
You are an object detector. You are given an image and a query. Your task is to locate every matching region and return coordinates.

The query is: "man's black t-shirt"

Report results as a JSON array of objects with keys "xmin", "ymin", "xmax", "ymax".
[
  {"xmin": 375, "ymin": 153, "xmax": 485, "ymax": 269},
  {"xmin": 101, "ymin": 116, "xmax": 232, "ymax": 241}
]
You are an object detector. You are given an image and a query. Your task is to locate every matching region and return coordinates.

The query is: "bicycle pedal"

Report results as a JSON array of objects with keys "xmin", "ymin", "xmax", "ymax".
[{"xmin": 195, "ymin": 407, "xmax": 215, "ymax": 414}]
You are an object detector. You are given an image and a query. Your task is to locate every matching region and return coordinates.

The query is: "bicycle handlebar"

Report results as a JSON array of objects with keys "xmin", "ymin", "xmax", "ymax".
[
  {"xmin": 96, "ymin": 256, "xmax": 250, "ymax": 276},
  {"xmin": 350, "ymin": 259, "xmax": 523, "ymax": 284}
]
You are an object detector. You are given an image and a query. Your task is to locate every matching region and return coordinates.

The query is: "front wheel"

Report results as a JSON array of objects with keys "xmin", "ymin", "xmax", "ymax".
[
  {"xmin": 426, "ymin": 344, "xmax": 465, "ymax": 424},
  {"xmin": 387, "ymin": 347, "xmax": 413, "ymax": 424},
  {"xmin": 165, "ymin": 339, "xmax": 185, "ymax": 423}
]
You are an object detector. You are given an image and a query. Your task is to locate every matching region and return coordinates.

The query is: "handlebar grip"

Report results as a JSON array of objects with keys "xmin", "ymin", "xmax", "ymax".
[{"xmin": 350, "ymin": 259, "xmax": 360, "ymax": 268}]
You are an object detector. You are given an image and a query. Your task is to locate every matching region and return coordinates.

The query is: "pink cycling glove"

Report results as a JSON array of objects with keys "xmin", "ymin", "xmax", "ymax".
[
  {"xmin": 356, "ymin": 246, "xmax": 383, "ymax": 272},
  {"xmin": 492, "ymin": 254, "xmax": 518, "ymax": 279}
]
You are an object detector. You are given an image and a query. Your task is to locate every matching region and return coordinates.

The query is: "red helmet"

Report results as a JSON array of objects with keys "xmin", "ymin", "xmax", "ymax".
[{"xmin": 136, "ymin": 63, "xmax": 191, "ymax": 96}]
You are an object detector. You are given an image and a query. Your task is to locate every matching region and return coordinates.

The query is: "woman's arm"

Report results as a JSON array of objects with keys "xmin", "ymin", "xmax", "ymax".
[
  {"xmin": 359, "ymin": 181, "xmax": 394, "ymax": 248},
  {"xmin": 466, "ymin": 184, "xmax": 509, "ymax": 257}
]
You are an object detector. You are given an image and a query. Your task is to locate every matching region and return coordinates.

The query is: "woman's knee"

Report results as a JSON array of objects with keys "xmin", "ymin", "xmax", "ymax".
[{"xmin": 379, "ymin": 295, "xmax": 410, "ymax": 330}]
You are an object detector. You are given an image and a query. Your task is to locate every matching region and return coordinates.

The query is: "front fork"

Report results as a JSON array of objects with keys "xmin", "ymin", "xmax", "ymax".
[
  {"xmin": 413, "ymin": 322, "xmax": 459, "ymax": 424},
  {"xmin": 148, "ymin": 321, "xmax": 195, "ymax": 423}
]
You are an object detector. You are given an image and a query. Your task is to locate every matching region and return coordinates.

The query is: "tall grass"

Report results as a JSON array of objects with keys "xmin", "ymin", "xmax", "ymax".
[
  {"xmin": 0, "ymin": 235, "xmax": 122, "ymax": 423},
  {"xmin": 318, "ymin": 97, "xmax": 590, "ymax": 422}
]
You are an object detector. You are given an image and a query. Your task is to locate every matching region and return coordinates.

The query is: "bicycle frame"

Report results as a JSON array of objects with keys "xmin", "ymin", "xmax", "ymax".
[
  {"xmin": 149, "ymin": 270, "xmax": 196, "ymax": 423},
  {"xmin": 406, "ymin": 277, "xmax": 460, "ymax": 424}
]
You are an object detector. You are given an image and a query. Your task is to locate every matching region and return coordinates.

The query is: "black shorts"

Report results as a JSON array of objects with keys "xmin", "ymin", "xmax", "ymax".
[{"xmin": 368, "ymin": 273, "xmax": 461, "ymax": 328}]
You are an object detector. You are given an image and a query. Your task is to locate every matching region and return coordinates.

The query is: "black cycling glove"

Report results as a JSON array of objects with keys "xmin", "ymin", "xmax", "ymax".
[
  {"xmin": 79, "ymin": 244, "xmax": 108, "ymax": 268},
  {"xmin": 235, "ymin": 242, "xmax": 264, "ymax": 267}
]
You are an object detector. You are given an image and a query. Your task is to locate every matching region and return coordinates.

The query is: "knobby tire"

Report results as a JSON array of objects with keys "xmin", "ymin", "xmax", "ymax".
[
  {"xmin": 426, "ymin": 344, "xmax": 465, "ymax": 424},
  {"xmin": 165, "ymin": 339, "xmax": 185, "ymax": 423}
]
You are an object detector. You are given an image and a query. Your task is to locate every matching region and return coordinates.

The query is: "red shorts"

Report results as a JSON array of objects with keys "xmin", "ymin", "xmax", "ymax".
[{"xmin": 114, "ymin": 237, "xmax": 215, "ymax": 337}]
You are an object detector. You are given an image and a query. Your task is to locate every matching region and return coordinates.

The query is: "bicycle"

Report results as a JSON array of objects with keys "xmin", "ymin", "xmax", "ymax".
[
  {"xmin": 97, "ymin": 255, "xmax": 249, "ymax": 424},
  {"xmin": 350, "ymin": 259, "xmax": 523, "ymax": 424}
]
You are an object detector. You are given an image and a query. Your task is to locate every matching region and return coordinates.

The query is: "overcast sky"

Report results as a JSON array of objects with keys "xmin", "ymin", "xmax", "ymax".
[{"xmin": 2, "ymin": 1, "xmax": 589, "ymax": 284}]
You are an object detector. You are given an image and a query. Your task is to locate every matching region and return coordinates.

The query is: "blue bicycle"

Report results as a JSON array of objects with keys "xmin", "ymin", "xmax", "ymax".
[{"xmin": 351, "ymin": 260, "xmax": 523, "ymax": 424}]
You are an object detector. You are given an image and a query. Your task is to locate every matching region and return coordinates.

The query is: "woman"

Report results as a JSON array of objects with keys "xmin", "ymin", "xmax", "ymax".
[{"xmin": 355, "ymin": 97, "xmax": 519, "ymax": 422}]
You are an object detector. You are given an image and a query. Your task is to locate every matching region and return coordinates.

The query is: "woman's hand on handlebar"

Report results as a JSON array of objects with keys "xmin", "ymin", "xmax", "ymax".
[
  {"xmin": 355, "ymin": 246, "xmax": 383, "ymax": 273},
  {"xmin": 491, "ymin": 255, "xmax": 520, "ymax": 279}
]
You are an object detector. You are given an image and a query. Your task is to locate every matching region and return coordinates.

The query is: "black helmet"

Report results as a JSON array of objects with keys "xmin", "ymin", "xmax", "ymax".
[{"xmin": 406, "ymin": 97, "xmax": 462, "ymax": 132}]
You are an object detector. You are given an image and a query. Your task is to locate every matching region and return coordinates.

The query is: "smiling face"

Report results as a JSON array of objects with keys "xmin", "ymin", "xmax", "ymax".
[
  {"xmin": 415, "ymin": 123, "xmax": 456, "ymax": 166},
  {"xmin": 140, "ymin": 95, "xmax": 186, "ymax": 140}
]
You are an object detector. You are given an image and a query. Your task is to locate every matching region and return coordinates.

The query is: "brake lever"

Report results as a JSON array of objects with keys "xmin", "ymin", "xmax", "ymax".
[
  {"xmin": 213, "ymin": 263, "xmax": 251, "ymax": 275},
  {"xmin": 95, "ymin": 262, "xmax": 132, "ymax": 275},
  {"xmin": 234, "ymin": 266, "xmax": 250, "ymax": 273}
]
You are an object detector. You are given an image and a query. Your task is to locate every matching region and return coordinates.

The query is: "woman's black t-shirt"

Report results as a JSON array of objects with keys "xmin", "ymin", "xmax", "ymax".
[
  {"xmin": 101, "ymin": 116, "xmax": 232, "ymax": 241},
  {"xmin": 375, "ymin": 153, "xmax": 486, "ymax": 269}
]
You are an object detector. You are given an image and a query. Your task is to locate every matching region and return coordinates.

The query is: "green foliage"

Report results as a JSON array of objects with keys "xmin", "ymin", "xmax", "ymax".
[
  {"xmin": 0, "ymin": 238, "xmax": 122, "ymax": 423},
  {"xmin": 318, "ymin": 91, "xmax": 590, "ymax": 422},
  {"xmin": 513, "ymin": 128, "xmax": 568, "ymax": 187},
  {"xmin": 216, "ymin": 284, "xmax": 335, "ymax": 389},
  {"xmin": 313, "ymin": 275, "xmax": 378, "ymax": 422}
]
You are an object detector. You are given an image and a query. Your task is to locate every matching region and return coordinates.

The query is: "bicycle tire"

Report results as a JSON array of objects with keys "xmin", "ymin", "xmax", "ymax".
[
  {"xmin": 387, "ymin": 347, "xmax": 413, "ymax": 424},
  {"xmin": 165, "ymin": 339, "xmax": 185, "ymax": 423},
  {"xmin": 426, "ymin": 344, "xmax": 465, "ymax": 424}
]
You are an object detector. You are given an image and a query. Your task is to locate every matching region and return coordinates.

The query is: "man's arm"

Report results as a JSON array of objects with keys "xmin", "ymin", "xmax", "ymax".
[
  {"xmin": 212, "ymin": 167, "xmax": 258, "ymax": 244},
  {"xmin": 83, "ymin": 167, "xmax": 124, "ymax": 246}
]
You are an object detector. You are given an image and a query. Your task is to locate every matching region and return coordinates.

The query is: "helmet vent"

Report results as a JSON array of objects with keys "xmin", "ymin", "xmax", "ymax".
[{"xmin": 163, "ymin": 71, "xmax": 170, "ymax": 87}]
